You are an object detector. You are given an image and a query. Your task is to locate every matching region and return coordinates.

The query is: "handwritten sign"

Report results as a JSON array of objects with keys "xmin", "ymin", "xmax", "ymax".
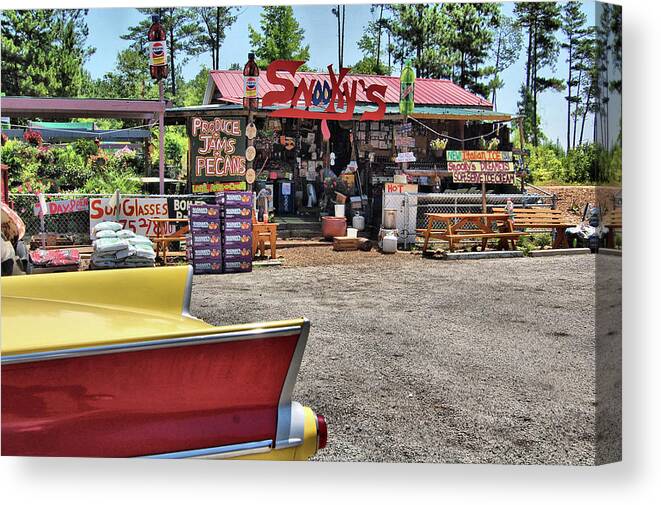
[
  {"xmin": 385, "ymin": 182, "xmax": 418, "ymax": 193},
  {"xmin": 447, "ymin": 151, "xmax": 515, "ymax": 184},
  {"xmin": 191, "ymin": 181, "xmax": 247, "ymax": 194},
  {"xmin": 89, "ymin": 197, "xmax": 168, "ymax": 237},
  {"xmin": 395, "ymin": 152, "xmax": 416, "ymax": 163},
  {"xmin": 452, "ymin": 172, "xmax": 515, "ymax": 184},
  {"xmin": 34, "ymin": 197, "xmax": 88, "ymax": 216},
  {"xmin": 446, "ymin": 150, "xmax": 513, "ymax": 162},
  {"xmin": 447, "ymin": 161, "xmax": 514, "ymax": 172},
  {"xmin": 189, "ymin": 116, "xmax": 246, "ymax": 193},
  {"xmin": 262, "ymin": 61, "xmax": 387, "ymax": 121}
]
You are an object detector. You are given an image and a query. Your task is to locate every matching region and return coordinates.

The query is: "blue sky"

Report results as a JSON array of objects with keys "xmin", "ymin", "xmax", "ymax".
[{"xmin": 84, "ymin": 1, "xmax": 596, "ymax": 148}]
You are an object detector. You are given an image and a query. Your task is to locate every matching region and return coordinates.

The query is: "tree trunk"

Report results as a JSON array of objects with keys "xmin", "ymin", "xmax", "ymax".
[
  {"xmin": 532, "ymin": 18, "xmax": 538, "ymax": 146},
  {"xmin": 376, "ymin": 4, "xmax": 383, "ymax": 70},
  {"xmin": 215, "ymin": 7, "xmax": 220, "ymax": 69},
  {"xmin": 573, "ymin": 66, "xmax": 583, "ymax": 149},
  {"xmin": 169, "ymin": 22, "xmax": 176, "ymax": 96},
  {"xmin": 567, "ymin": 40, "xmax": 573, "ymax": 155},
  {"xmin": 579, "ymin": 89, "xmax": 591, "ymax": 146}
]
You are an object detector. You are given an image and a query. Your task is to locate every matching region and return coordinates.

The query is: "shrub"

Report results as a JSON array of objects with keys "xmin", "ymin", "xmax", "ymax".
[
  {"xmin": 72, "ymin": 138, "xmax": 99, "ymax": 159},
  {"xmin": 528, "ymin": 144, "xmax": 563, "ymax": 183},
  {"xmin": 533, "ymin": 233, "xmax": 552, "ymax": 249},
  {"xmin": 23, "ymin": 129, "xmax": 43, "ymax": 146},
  {"xmin": 80, "ymin": 168, "xmax": 141, "ymax": 194}
]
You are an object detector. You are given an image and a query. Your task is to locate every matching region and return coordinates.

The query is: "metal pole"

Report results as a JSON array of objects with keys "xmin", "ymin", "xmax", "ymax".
[{"xmin": 158, "ymin": 80, "xmax": 165, "ymax": 195}]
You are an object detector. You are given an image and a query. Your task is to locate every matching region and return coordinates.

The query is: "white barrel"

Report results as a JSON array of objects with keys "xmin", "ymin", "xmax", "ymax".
[{"xmin": 334, "ymin": 204, "xmax": 345, "ymax": 218}]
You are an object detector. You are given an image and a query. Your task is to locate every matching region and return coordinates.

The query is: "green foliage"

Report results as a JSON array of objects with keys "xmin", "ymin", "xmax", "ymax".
[
  {"xmin": 249, "ymin": 6, "xmax": 310, "ymax": 68},
  {"xmin": 178, "ymin": 66, "xmax": 210, "ymax": 107},
  {"xmin": 164, "ymin": 127, "xmax": 188, "ymax": 166},
  {"xmin": 516, "ymin": 235, "xmax": 536, "ymax": 256},
  {"xmin": 87, "ymin": 47, "xmax": 159, "ymax": 100},
  {"xmin": 72, "ymin": 138, "xmax": 99, "ymax": 159},
  {"xmin": 533, "ymin": 233, "xmax": 552, "ymax": 249},
  {"xmin": 80, "ymin": 168, "xmax": 141, "ymax": 194},
  {"xmin": 1, "ymin": 10, "xmax": 95, "ymax": 97}
]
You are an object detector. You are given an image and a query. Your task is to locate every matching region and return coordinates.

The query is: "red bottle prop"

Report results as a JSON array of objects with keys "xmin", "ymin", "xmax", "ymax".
[
  {"xmin": 148, "ymin": 15, "xmax": 168, "ymax": 81},
  {"xmin": 243, "ymin": 52, "xmax": 259, "ymax": 111}
]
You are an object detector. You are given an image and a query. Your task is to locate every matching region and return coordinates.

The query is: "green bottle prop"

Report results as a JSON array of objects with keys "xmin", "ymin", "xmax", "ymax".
[{"xmin": 400, "ymin": 61, "xmax": 415, "ymax": 115}]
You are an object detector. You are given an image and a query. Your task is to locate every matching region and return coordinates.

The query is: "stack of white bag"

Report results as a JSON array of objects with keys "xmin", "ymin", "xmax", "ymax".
[{"xmin": 91, "ymin": 221, "xmax": 156, "ymax": 268}]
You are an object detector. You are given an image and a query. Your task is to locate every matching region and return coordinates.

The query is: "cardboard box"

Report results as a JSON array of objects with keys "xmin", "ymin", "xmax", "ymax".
[
  {"xmin": 190, "ymin": 219, "xmax": 221, "ymax": 233},
  {"xmin": 223, "ymin": 246, "xmax": 252, "ymax": 260},
  {"xmin": 223, "ymin": 232, "xmax": 252, "ymax": 247},
  {"xmin": 223, "ymin": 207, "xmax": 252, "ymax": 219},
  {"xmin": 193, "ymin": 245, "xmax": 223, "ymax": 261},
  {"xmin": 193, "ymin": 259, "xmax": 223, "ymax": 274},
  {"xmin": 191, "ymin": 233, "xmax": 222, "ymax": 246},
  {"xmin": 222, "ymin": 192, "xmax": 254, "ymax": 208},
  {"xmin": 223, "ymin": 220, "xmax": 252, "ymax": 232},
  {"xmin": 189, "ymin": 204, "xmax": 221, "ymax": 220},
  {"xmin": 223, "ymin": 260, "xmax": 252, "ymax": 273}
]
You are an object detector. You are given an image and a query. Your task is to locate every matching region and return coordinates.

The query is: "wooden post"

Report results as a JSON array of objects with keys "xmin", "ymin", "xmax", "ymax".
[
  {"xmin": 247, "ymin": 111, "xmax": 255, "ymax": 193},
  {"xmin": 517, "ymin": 117, "xmax": 526, "ymax": 194},
  {"xmin": 158, "ymin": 80, "xmax": 165, "ymax": 195}
]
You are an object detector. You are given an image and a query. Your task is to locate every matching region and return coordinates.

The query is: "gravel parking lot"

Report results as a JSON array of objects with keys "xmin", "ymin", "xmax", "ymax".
[{"xmin": 192, "ymin": 251, "xmax": 600, "ymax": 464}]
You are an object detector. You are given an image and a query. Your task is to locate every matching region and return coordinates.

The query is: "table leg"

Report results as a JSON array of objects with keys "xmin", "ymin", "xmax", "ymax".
[
  {"xmin": 481, "ymin": 237, "xmax": 487, "ymax": 251},
  {"xmin": 270, "ymin": 228, "xmax": 277, "ymax": 259}
]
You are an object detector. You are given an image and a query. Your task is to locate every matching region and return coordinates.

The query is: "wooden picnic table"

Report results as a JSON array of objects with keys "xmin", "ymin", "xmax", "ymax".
[
  {"xmin": 148, "ymin": 218, "xmax": 190, "ymax": 264},
  {"xmin": 419, "ymin": 213, "xmax": 527, "ymax": 253}
]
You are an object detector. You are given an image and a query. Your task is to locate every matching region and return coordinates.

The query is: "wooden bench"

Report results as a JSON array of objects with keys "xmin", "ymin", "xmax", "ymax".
[
  {"xmin": 493, "ymin": 207, "xmax": 573, "ymax": 249},
  {"xmin": 603, "ymin": 208, "xmax": 622, "ymax": 248}
]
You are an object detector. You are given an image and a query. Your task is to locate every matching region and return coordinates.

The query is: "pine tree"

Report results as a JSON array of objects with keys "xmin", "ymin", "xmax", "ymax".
[
  {"xmin": 385, "ymin": 3, "xmax": 450, "ymax": 79},
  {"xmin": 192, "ymin": 7, "xmax": 237, "ymax": 70},
  {"xmin": 122, "ymin": 8, "xmax": 204, "ymax": 97},
  {"xmin": 514, "ymin": 2, "xmax": 564, "ymax": 146},
  {"xmin": 561, "ymin": 1, "xmax": 588, "ymax": 153},
  {"xmin": 248, "ymin": 6, "xmax": 310, "ymax": 68},
  {"xmin": 1, "ymin": 10, "xmax": 95, "ymax": 97},
  {"xmin": 487, "ymin": 15, "xmax": 523, "ymax": 110},
  {"xmin": 441, "ymin": 2, "xmax": 501, "ymax": 98}
]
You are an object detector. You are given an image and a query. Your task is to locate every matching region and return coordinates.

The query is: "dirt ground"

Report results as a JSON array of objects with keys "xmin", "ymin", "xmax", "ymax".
[
  {"xmin": 191, "ymin": 251, "xmax": 609, "ymax": 464},
  {"xmin": 540, "ymin": 185, "xmax": 621, "ymax": 224}
]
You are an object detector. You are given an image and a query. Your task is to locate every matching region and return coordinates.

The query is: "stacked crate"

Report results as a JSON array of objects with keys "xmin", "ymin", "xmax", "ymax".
[
  {"xmin": 216, "ymin": 192, "xmax": 253, "ymax": 274},
  {"xmin": 188, "ymin": 203, "xmax": 223, "ymax": 274}
]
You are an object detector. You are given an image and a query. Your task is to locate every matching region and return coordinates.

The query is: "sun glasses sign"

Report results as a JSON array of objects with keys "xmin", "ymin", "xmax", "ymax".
[{"xmin": 262, "ymin": 60, "xmax": 387, "ymax": 121}]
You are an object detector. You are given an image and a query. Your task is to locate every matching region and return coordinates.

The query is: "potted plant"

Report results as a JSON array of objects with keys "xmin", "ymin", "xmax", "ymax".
[
  {"xmin": 430, "ymin": 137, "xmax": 447, "ymax": 158},
  {"xmin": 487, "ymin": 137, "xmax": 500, "ymax": 150}
]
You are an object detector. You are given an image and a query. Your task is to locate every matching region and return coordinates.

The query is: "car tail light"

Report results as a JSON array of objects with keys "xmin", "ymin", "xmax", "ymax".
[{"xmin": 316, "ymin": 414, "xmax": 327, "ymax": 449}]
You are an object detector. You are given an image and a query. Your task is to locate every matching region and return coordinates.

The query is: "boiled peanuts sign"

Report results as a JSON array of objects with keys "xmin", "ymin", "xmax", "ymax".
[{"xmin": 189, "ymin": 117, "xmax": 247, "ymax": 193}]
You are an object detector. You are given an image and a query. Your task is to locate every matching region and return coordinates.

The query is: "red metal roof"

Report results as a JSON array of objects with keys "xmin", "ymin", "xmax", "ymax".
[{"xmin": 208, "ymin": 70, "xmax": 492, "ymax": 109}]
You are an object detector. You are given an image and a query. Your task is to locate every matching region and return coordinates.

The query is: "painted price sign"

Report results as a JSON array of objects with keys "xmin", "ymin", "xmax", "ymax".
[
  {"xmin": 189, "ymin": 116, "xmax": 247, "ymax": 193},
  {"xmin": 452, "ymin": 172, "xmax": 515, "ymax": 184},
  {"xmin": 89, "ymin": 197, "xmax": 168, "ymax": 237},
  {"xmin": 446, "ymin": 150, "xmax": 513, "ymax": 162},
  {"xmin": 33, "ymin": 197, "xmax": 88, "ymax": 216}
]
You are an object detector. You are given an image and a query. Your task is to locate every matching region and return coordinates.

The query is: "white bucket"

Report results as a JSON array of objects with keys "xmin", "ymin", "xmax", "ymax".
[
  {"xmin": 346, "ymin": 227, "xmax": 358, "ymax": 238},
  {"xmin": 334, "ymin": 204, "xmax": 345, "ymax": 218}
]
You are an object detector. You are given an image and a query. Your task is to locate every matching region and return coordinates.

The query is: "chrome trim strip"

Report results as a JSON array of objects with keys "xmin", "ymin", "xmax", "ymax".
[
  {"xmin": 2, "ymin": 325, "xmax": 302, "ymax": 365},
  {"xmin": 141, "ymin": 439, "xmax": 273, "ymax": 459},
  {"xmin": 275, "ymin": 318, "xmax": 311, "ymax": 448},
  {"xmin": 181, "ymin": 265, "xmax": 194, "ymax": 319}
]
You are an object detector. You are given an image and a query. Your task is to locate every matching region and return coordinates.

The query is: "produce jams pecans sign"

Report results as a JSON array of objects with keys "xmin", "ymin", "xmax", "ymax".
[
  {"xmin": 189, "ymin": 116, "xmax": 246, "ymax": 193},
  {"xmin": 89, "ymin": 197, "xmax": 168, "ymax": 236},
  {"xmin": 447, "ymin": 151, "xmax": 514, "ymax": 184}
]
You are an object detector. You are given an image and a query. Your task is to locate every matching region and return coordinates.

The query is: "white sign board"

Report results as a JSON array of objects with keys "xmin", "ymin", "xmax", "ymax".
[{"xmin": 89, "ymin": 197, "xmax": 168, "ymax": 237}]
